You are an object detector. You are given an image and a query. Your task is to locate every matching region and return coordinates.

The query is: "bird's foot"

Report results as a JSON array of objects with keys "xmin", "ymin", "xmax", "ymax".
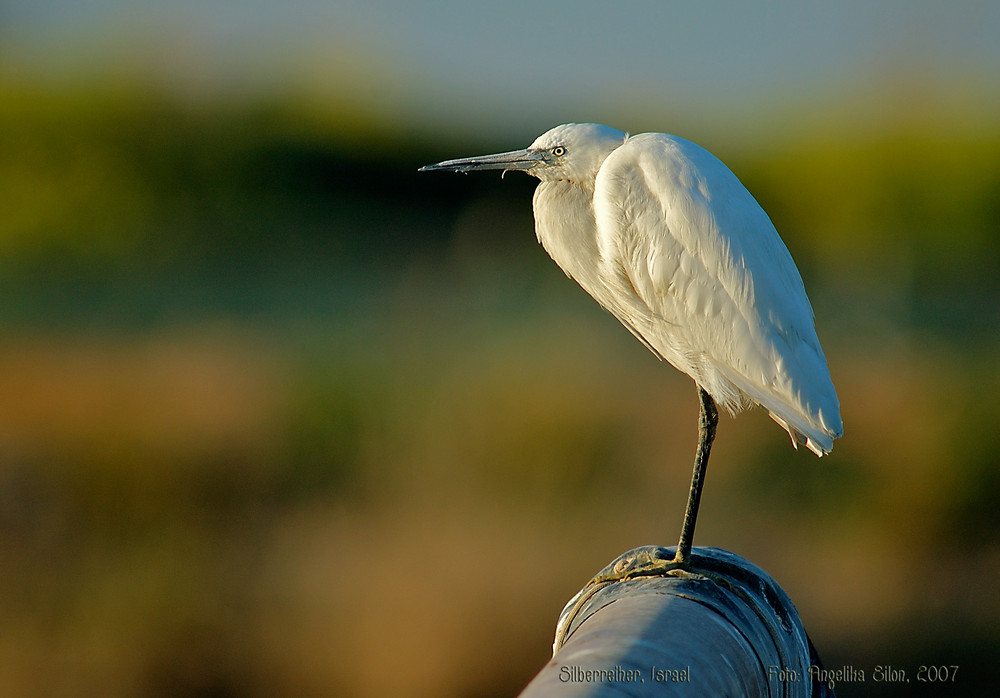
[
  {"xmin": 553, "ymin": 545, "xmax": 708, "ymax": 652},
  {"xmin": 586, "ymin": 546, "xmax": 705, "ymax": 588}
]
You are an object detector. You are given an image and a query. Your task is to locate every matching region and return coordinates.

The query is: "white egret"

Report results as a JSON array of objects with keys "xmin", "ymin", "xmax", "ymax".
[{"xmin": 420, "ymin": 123, "xmax": 842, "ymax": 566}]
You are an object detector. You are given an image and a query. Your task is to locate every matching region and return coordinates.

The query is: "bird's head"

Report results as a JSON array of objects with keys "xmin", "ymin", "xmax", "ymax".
[{"xmin": 420, "ymin": 123, "xmax": 627, "ymax": 186}]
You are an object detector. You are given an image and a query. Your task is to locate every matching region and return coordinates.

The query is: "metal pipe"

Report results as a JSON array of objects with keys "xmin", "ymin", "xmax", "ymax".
[{"xmin": 518, "ymin": 546, "xmax": 834, "ymax": 697}]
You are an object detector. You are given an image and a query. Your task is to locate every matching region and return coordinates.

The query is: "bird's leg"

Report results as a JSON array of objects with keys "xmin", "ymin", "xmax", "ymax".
[
  {"xmin": 568, "ymin": 388, "xmax": 718, "ymax": 588},
  {"xmin": 672, "ymin": 386, "xmax": 719, "ymax": 566}
]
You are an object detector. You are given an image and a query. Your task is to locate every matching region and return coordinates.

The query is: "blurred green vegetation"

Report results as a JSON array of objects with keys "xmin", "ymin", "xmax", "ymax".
[{"xmin": 0, "ymin": 70, "xmax": 999, "ymax": 697}]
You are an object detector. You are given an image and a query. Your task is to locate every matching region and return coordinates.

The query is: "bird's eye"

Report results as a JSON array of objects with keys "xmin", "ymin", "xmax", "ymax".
[{"xmin": 552, "ymin": 146, "xmax": 566, "ymax": 157}]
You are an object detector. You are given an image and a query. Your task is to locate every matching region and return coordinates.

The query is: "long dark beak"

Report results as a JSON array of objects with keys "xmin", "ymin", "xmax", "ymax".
[{"xmin": 419, "ymin": 148, "xmax": 543, "ymax": 174}]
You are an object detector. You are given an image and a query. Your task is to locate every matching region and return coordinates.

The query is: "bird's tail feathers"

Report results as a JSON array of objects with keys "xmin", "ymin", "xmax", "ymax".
[
  {"xmin": 768, "ymin": 412, "xmax": 829, "ymax": 457},
  {"xmin": 716, "ymin": 368, "xmax": 841, "ymax": 457}
]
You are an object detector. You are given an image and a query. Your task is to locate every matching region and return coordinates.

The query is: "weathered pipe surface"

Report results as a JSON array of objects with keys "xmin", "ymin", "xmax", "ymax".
[{"xmin": 518, "ymin": 546, "xmax": 834, "ymax": 697}]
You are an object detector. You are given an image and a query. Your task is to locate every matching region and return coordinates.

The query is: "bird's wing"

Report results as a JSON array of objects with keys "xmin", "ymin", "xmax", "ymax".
[{"xmin": 592, "ymin": 133, "xmax": 842, "ymax": 454}]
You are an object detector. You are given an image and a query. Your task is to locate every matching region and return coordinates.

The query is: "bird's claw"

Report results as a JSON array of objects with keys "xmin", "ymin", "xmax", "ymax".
[{"xmin": 586, "ymin": 547, "xmax": 706, "ymax": 588}]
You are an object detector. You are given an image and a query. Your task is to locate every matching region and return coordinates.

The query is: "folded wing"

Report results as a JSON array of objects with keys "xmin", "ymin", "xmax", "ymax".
[{"xmin": 592, "ymin": 133, "xmax": 843, "ymax": 455}]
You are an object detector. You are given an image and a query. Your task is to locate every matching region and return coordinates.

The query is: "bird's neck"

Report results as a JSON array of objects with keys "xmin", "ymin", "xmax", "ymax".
[{"xmin": 532, "ymin": 181, "xmax": 603, "ymax": 295}]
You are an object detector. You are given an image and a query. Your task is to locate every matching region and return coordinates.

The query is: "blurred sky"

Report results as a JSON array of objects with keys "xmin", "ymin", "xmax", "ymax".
[{"xmin": 4, "ymin": 0, "xmax": 1000, "ymax": 139}]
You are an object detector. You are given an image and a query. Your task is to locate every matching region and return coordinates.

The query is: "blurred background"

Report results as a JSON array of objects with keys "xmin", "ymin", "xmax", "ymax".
[{"xmin": 1, "ymin": 1, "xmax": 998, "ymax": 696}]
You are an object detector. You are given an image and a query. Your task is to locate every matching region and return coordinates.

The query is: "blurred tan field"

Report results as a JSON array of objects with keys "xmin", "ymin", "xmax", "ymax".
[{"xmin": 1, "ymin": 38, "xmax": 1000, "ymax": 697}]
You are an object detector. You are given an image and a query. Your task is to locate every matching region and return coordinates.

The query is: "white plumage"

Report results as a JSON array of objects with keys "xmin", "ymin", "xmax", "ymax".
[
  {"xmin": 433, "ymin": 123, "xmax": 842, "ymax": 453},
  {"xmin": 422, "ymin": 122, "xmax": 843, "ymax": 560}
]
